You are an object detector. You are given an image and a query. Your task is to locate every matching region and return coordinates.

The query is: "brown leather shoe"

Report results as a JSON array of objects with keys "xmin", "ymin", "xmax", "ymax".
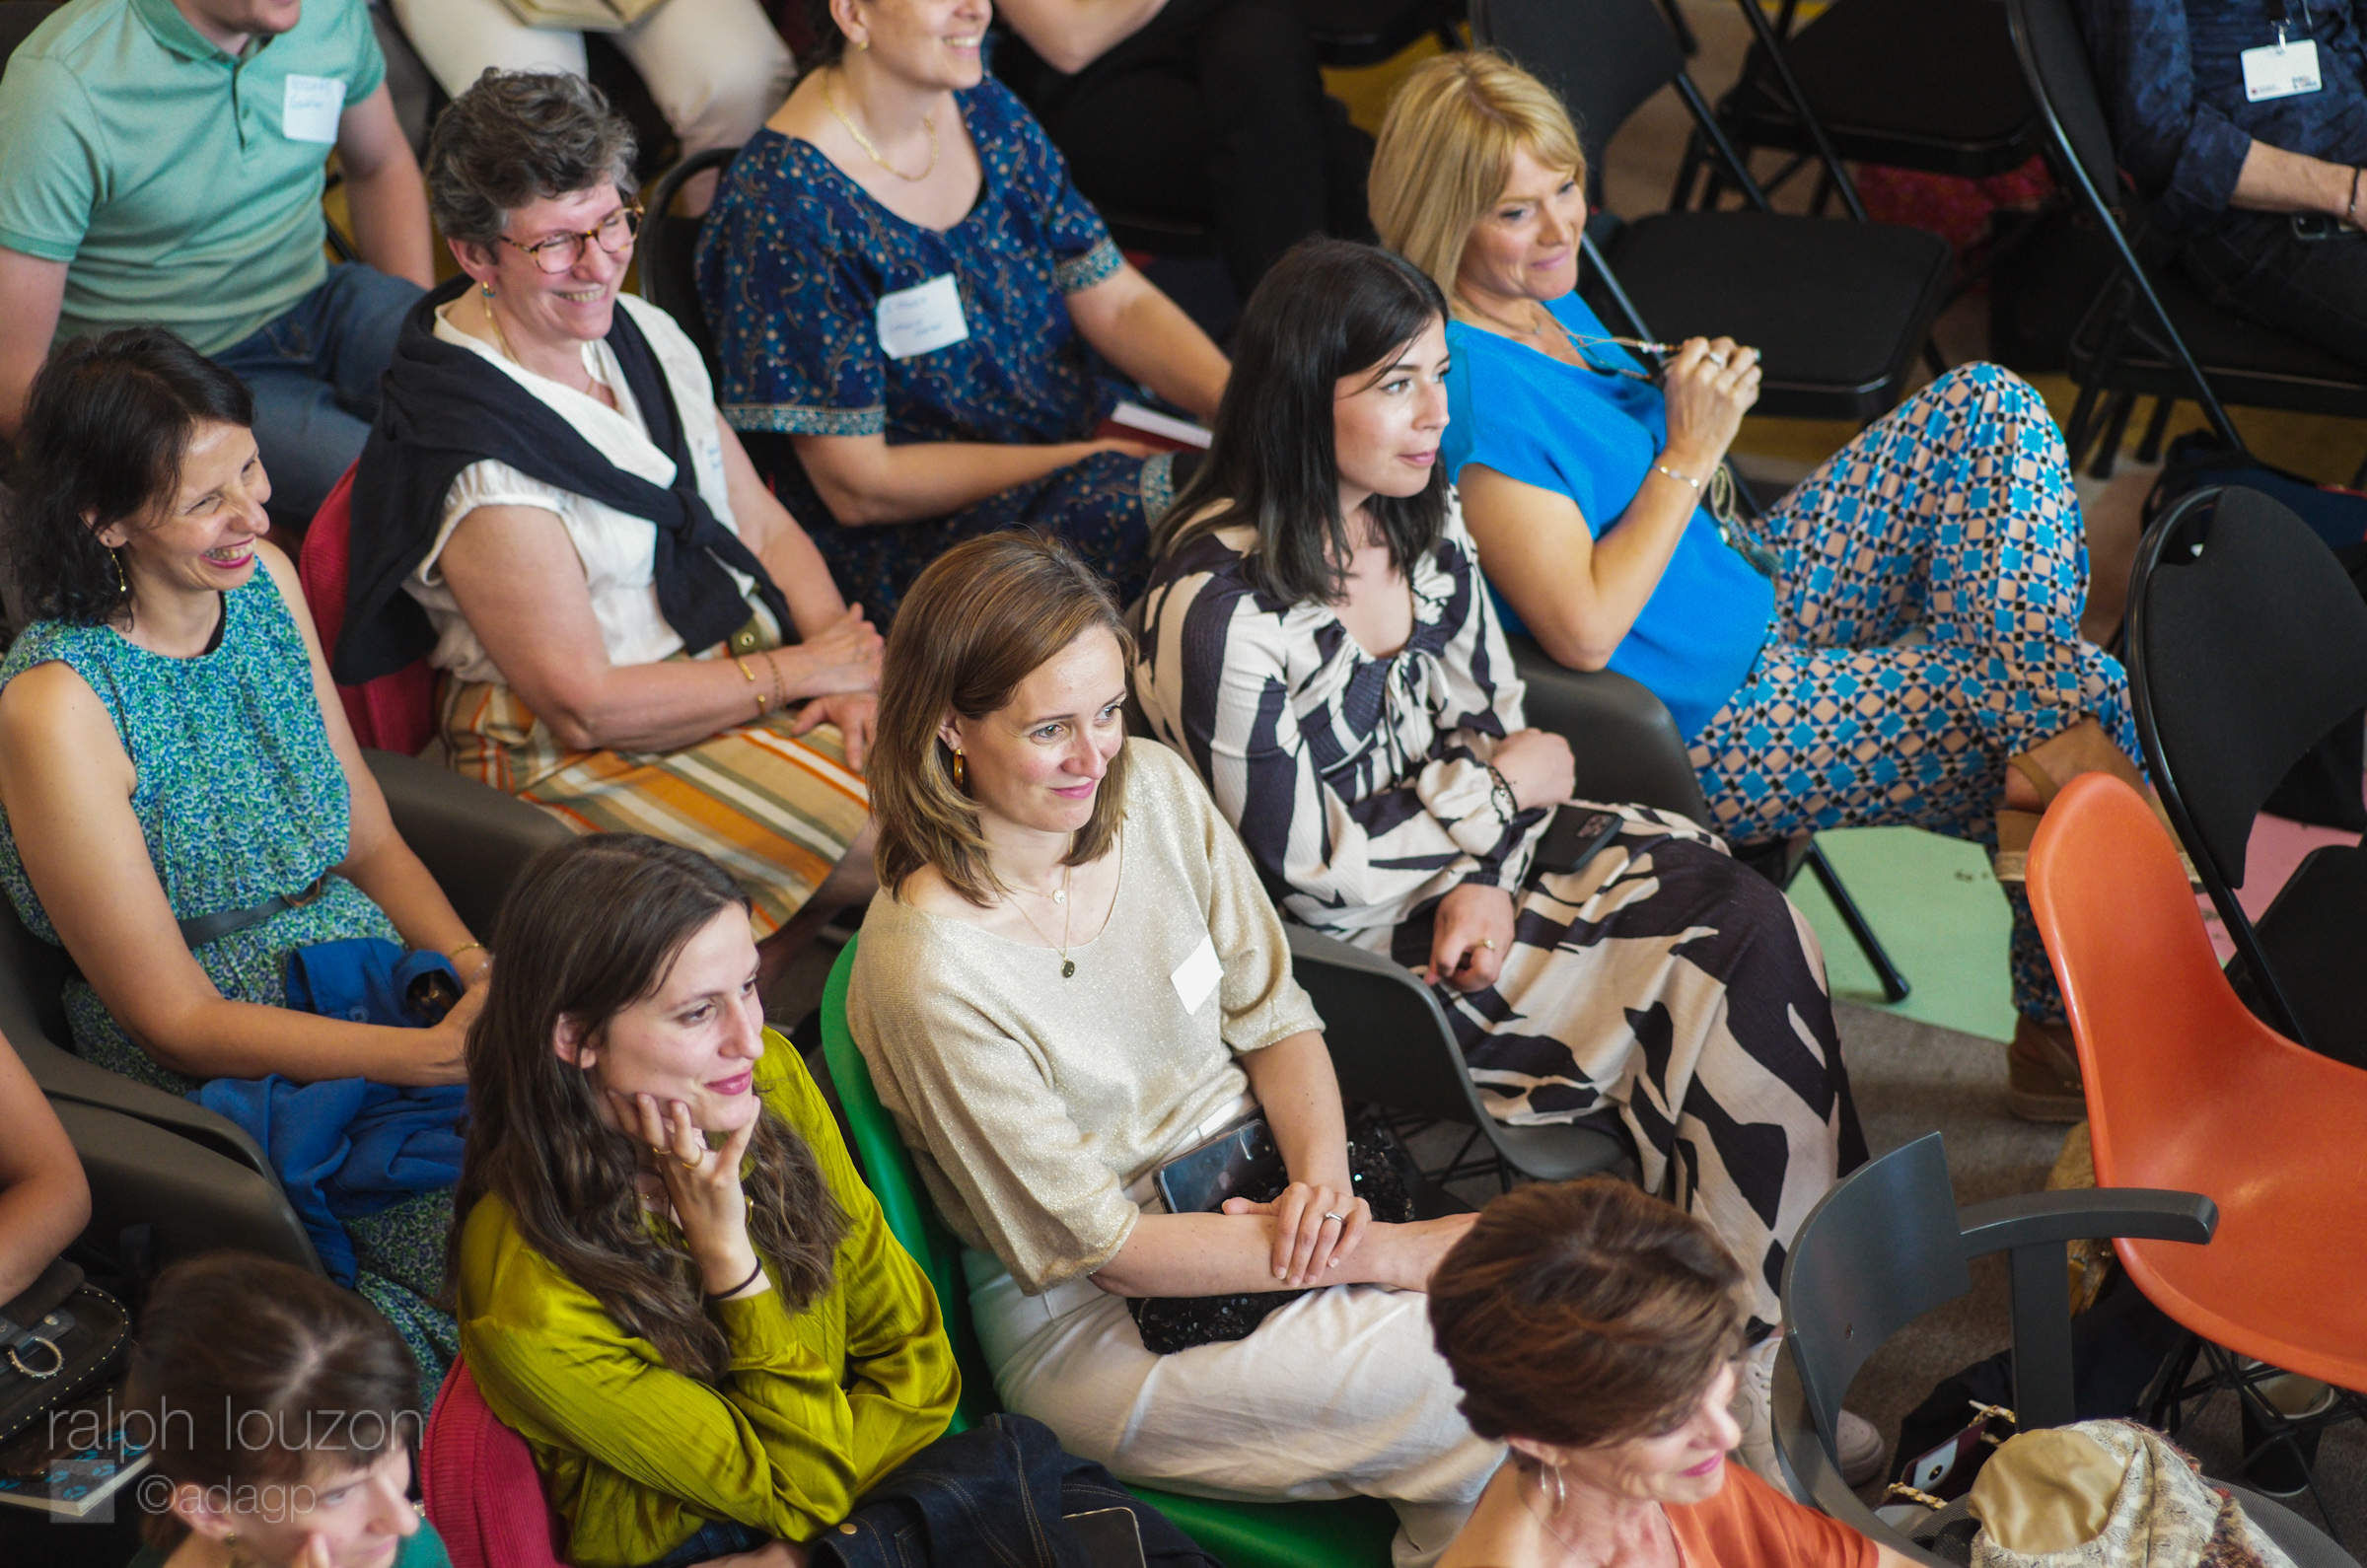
[{"xmin": 2007, "ymin": 1017, "xmax": 2088, "ymax": 1122}]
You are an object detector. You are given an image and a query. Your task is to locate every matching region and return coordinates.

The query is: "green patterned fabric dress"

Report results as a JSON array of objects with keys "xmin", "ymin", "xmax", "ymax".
[{"xmin": 0, "ymin": 573, "xmax": 457, "ymax": 1385}]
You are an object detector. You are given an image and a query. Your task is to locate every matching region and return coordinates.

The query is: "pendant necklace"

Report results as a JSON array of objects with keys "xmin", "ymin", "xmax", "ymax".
[{"xmin": 1010, "ymin": 863, "xmax": 1077, "ymax": 978}]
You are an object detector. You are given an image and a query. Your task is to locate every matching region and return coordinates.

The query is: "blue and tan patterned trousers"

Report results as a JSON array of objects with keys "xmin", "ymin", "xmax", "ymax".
[{"xmin": 1686, "ymin": 364, "xmax": 2138, "ymax": 1024}]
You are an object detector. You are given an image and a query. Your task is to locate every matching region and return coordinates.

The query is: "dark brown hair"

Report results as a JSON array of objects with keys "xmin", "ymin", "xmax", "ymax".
[
  {"xmin": 449, "ymin": 835, "xmax": 846, "ymax": 1384},
  {"xmin": 1154, "ymin": 239, "xmax": 1451, "ymax": 606},
  {"xmin": 1428, "ymin": 1179, "xmax": 1749, "ymax": 1448},
  {"xmin": 9, "ymin": 327, "xmax": 254, "ymax": 626},
  {"xmin": 871, "ymin": 531, "xmax": 1133, "ymax": 906},
  {"xmin": 123, "ymin": 1253, "xmax": 422, "ymax": 1550}
]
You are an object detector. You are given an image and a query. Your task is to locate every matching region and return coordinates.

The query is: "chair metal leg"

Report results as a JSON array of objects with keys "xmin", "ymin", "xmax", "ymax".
[
  {"xmin": 2134, "ymin": 395, "xmax": 2177, "ymax": 464},
  {"xmin": 1800, "ymin": 838, "xmax": 1910, "ymax": 1002},
  {"xmin": 2087, "ymin": 390, "xmax": 2136, "ymax": 480}
]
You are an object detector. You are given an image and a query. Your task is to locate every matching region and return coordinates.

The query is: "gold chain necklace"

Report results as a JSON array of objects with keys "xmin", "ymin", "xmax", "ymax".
[
  {"xmin": 826, "ymin": 67, "xmax": 939, "ymax": 182},
  {"xmin": 1006, "ymin": 863, "xmax": 1077, "ymax": 978}
]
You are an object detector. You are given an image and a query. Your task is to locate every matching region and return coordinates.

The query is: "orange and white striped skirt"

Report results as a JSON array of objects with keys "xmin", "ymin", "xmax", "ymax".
[{"xmin": 438, "ymin": 677, "xmax": 868, "ymax": 938}]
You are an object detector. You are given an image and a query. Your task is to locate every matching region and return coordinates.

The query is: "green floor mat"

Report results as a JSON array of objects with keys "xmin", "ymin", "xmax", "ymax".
[{"xmin": 1788, "ymin": 826, "xmax": 2017, "ymax": 1043}]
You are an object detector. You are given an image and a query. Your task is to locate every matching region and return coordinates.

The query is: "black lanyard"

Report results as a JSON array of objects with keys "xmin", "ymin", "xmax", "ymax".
[{"xmin": 2272, "ymin": 0, "xmax": 2311, "ymax": 44}]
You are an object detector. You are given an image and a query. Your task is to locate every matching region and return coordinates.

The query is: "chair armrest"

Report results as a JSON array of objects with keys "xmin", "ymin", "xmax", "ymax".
[
  {"xmin": 1284, "ymin": 926, "xmax": 1484, "ymax": 1126},
  {"xmin": 365, "ymin": 749, "xmax": 573, "ymax": 936},
  {"xmin": 1503, "ymin": 637, "xmax": 1709, "ymax": 820},
  {"xmin": 20, "ymin": 1029, "xmax": 272, "ymax": 1177},
  {"xmin": 50, "ymin": 1099, "xmax": 320, "ymax": 1273},
  {"xmin": 1956, "ymin": 1187, "xmax": 2218, "ymax": 1252}
]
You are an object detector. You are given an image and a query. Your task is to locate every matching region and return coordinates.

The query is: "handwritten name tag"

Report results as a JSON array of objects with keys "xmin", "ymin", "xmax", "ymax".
[
  {"xmin": 876, "ymin": 273, "xmax": 969, "ymax": 360},
  {"xmin": 283, "ymin": 75, "xmax": 346, "ymax": 143},
  {"xmin": 1171, "ymin": 935, "xmax": 1222, "ymax": 1014}
]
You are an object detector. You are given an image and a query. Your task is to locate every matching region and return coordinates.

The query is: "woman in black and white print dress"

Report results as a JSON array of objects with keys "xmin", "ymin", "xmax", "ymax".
[{"xmin": 1131, "ymin": 245, "xmax": 1869, "ymax": 1474}]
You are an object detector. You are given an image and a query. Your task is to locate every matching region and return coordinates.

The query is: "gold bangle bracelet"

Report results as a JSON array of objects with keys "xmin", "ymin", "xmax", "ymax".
[
  {"xmin": 450, "ymin": 941, "xmax": 487, "ymax": 962},
  {"xmin": 734, "ymin": 655, "xmax": 769, "ymax": 717}
]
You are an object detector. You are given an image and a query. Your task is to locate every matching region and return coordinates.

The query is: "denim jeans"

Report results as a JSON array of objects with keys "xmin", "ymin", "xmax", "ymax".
[
  {"xmin": 2179, "ymin": 209, "xmax": 2367, "ymax": 372},
  {"xmin": 643, "ymin": 1516, "xmax": 768, "ymax": 1568},
  {"xmin": 212, "ymin": 261, "xmax": 424, "ymax": 534}
]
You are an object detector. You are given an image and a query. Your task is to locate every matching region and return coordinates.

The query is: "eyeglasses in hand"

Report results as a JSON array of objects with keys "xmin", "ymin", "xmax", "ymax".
[{"xmin": 499, "ymin": 205, "xmax": 644, "ymax": 274}]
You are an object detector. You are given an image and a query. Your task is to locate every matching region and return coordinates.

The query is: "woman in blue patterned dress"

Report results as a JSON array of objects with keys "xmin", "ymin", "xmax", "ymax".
[
  {"xmin": 0, "ymin": 330, "xmax": 486, "ymax": 1376},
  {"xmin": 694, "ymin": 0, "xmax": 1231, "ymax": 620}
]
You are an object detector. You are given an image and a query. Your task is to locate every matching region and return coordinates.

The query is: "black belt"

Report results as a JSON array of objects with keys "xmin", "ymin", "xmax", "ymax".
[{"xmin": 178, "ymin": 875, "xmax": 329, "ymax": 950}]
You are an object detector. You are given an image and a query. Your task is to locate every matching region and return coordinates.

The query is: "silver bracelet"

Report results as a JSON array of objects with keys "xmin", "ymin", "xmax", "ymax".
[{"xmin": 1651, "ymin": 462, "xmax": 1704, "ymax": 492}]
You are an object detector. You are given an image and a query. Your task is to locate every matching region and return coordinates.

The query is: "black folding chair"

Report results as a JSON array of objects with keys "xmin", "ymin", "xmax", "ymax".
[
  {"xmin": 1702, "ymin": 0, "xmax": 2042, "ymax": 211},
  {"xmin": 1471, "ymin": 0, "xmax": 1954, "ymax": 423},
  {"xmin": 2006, "ymin": 0, "xmax": 2367, "ymax": 479},
  {"xmin": 636, "ymin": 145, "xmax": 739, "ymax": 385},
  {"xmin": 1773, "ymin": 1133, "xmax": 2355, "ymax": 1568},
  {"xmin": 1302, "ymin": 0, "xmax": 1465, "ymax": 66},
  {"xmin": 2124, "ymin": 485, "xmax": 2367, "ymax": 1070}
]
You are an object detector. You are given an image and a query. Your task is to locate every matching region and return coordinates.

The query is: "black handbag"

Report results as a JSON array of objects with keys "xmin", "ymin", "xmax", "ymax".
[
  {"xmin": 0, "ymin": 1259, "xmax": 131, "ymax": 1446},
  {"xmin": 1125, "ymin": 1129, "xmax": 1417, "ymax": 1356}
]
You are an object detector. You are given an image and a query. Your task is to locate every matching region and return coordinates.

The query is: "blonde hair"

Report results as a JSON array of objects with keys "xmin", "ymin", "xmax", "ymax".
[{"xmin": 1370, "ymin": 50, "xmax": 1586, "ymax": 308}]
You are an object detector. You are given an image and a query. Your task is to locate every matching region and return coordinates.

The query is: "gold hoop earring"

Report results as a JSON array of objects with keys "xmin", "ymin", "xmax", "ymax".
[{"xmin": 951, "ymin": 749, "xmax": 967, "ymax": 791}]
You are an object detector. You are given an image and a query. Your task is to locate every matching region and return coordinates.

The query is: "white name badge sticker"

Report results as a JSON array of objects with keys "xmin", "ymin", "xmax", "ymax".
[
  {"xmin": 282, "ymin": 74, "xmax": 346, "ymax": 142},
  {"xmin": 1171, "ymin": 935, "xmax": 1222, "ymax": 1014},
  {"xmin": 876, "ymin": 273, "xmax": 969, "ymax": 360},
  {"xmin": 2242, "ymin": 36, "xmax": 2323, "ymax": 102}
]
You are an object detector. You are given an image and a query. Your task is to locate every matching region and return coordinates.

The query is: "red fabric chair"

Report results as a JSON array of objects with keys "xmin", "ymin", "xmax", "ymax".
[
  {"xmin": 422, "ymin": 1359, "xmax": 568, "ymax": 1568},
  {"xmin": 297, "ymin": 463, "xmax": 439, "ymax": 757}
]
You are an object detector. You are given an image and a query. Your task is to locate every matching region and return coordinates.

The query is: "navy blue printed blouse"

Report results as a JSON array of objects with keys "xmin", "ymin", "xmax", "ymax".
[{"xmin": 695, "ymin": 77, "xmax": 1177, "ymax": 619}]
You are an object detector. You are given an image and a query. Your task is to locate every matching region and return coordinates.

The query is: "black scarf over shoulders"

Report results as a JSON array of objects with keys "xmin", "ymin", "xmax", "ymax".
[{"xmin": 336, "ymin": 276, "xmax": 793, "ymax": 685}]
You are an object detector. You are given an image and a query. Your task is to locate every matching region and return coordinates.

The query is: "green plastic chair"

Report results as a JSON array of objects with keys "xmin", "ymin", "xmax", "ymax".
[{"xmin": 819, "ymin": 938, "xmax": 1402, "ymax": 1567}]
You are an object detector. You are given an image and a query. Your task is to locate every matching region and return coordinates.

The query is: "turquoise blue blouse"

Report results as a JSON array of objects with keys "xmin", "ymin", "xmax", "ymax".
[{"xmin": 1441, "ymin": 293, "xmax": 1774, "ymax": 742}]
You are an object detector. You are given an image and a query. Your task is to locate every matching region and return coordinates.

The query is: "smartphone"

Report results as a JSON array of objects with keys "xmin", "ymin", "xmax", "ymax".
[
  {"xmin": 1062, "ymin": 1507, "xmax": 1148, "ymax": 1568},
  {"xmin": 1533, "ymin": 805, "xmax": 1625, "ymax": 876},
  {"xmin": 2292, "ymin": 213, "xmax": 2358, "ymax": 242},
  {"xmin": 1154, "ymin": 1116, "xmax": 1286, "ymax": 1215}
]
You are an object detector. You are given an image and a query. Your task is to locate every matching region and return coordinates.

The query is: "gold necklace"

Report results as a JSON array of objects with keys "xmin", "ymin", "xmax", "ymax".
[
  {"xmin": 826, "ymin": 67, "xmax": 939, "ymax": 182},
  {"xmin": 1006, "ymin": 862, "xmax": 1076, "ymax": 978}
]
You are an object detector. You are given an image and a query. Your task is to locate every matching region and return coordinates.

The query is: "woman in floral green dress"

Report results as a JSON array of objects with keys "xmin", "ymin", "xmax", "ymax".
[{"xmin": 0, "ymin": 329, "xmax": 487, "ymax": 1379}]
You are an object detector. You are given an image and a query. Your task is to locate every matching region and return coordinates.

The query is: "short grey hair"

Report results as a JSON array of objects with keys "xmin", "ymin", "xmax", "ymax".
[{"xmin": 425, "ymin": 69, "xmax": 639, "ymax": 249}]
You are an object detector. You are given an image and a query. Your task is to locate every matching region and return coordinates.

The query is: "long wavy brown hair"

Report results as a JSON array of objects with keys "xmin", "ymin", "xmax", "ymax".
[{"xmin": 448, "ymin": 835, "xmax": 846, "ymax": 1383}]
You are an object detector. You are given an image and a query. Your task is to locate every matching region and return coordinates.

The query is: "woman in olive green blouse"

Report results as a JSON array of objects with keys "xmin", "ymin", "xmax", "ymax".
[{"xmin": 449, "ymin": 834, "xmax": 959, "ymax": 1568}]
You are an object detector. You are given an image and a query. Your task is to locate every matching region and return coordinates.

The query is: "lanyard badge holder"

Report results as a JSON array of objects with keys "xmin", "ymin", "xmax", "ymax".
[{"xmin": 2243, "ymin": 0, "xmax": 2323, "ymax": 103}]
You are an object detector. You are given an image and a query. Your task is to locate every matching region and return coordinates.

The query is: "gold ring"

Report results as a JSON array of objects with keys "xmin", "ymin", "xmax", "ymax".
[
  {"xmin": 1480, "ymin": 938, "xmax": 1497, "ymax": 950},
  {"xmin": 679, "ymin": 1151, "xmax": 704, "ymax": 1170}
]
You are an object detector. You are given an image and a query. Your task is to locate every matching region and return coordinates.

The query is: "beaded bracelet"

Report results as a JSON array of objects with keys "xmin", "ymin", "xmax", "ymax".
[
  {"xmin": 762, "ymin": 650, "xmax": 788, "ymax": 716},
  {"xmin": 1651, "ymin": 462, "xmax": 1705, "ymax": 493}
]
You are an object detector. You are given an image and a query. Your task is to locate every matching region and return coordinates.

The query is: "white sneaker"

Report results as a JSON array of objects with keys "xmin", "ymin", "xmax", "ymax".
[{"xmin": 1733, "ymin": 1335, "xmax": 1886, "ymax": 1489}]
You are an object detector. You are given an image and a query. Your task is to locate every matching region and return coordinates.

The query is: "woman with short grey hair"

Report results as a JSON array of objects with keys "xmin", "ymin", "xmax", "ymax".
[{"xmin": 344, "ymin": 70, "xmax": 882, "ymax": 989}]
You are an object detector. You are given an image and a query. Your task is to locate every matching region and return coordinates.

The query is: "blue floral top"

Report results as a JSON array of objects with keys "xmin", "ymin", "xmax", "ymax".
[
  {"xmin": 696, "ymin": 77, "xmax": 1177, "ymax": 620},
  {"xmin": 0, "ymin": 573, "xmax": 398, "ymax": 1093}
]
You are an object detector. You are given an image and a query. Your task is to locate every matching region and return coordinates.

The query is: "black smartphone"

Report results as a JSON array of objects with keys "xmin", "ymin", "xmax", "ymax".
[
  {"xmin": 1533, "ymin": 805, "xmax": 1625, "ymax": 876},
  {"xmin": 2292, "ymin": 213, "xmax": 2357, "ymax": 242},
  {"xmin": 1154, "ymin": 1116, "xmax": 1286, "ymax": 1215},
  {"xmin": 1062, "ymin": 1507, "xmax": 1148, "ymax": 1568}
]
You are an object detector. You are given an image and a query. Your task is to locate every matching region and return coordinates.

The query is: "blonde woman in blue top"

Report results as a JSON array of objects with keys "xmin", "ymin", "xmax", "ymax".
[{"xmin": 1371, "ymin": 51, "xmax": 2154, "ymax": 1121}]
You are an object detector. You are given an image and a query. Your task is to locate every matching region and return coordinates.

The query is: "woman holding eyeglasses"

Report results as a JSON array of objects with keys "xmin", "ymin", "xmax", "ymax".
[
  {"xmin": 345, "ymin": 71, "xmax": 882, "ymax": 981},
  {"xmin": 1371, "ymin": 52, "xmax": 2155, "ymax": 1120}
]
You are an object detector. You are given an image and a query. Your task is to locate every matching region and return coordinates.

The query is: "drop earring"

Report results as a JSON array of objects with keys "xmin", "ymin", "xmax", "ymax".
[
  {"xmin": 110, "ymin": 547, "xmax": 127, "ymax": 598},
  {"xmin": 951, "ymin": 749, "xmax": 967, "ymax": 791},
  {"xmin": 480, "ymin": 280, "xmax": 496, "ymax": 301},
  {"xmin": 1544, "ymin": 1462, "xmax": 1567, "ymax": 1515}
]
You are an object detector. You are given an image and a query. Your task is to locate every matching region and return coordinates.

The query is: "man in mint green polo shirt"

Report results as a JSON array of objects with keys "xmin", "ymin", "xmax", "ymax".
[{"xmin": 0, "ymin": 0, "xmax": 433, "ymax": 530}]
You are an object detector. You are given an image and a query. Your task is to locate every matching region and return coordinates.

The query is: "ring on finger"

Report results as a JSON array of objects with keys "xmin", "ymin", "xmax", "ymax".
[
  {"xmin": 1706, "ymin": 352, "xmax": 1730, "ymax": 369},
  {"xmin": 1322, "ymin": 1211, "xmax": 1346, "ymax": 1225}
]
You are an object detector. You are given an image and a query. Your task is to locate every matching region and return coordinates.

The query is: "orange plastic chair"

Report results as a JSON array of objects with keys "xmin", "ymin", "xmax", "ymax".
[{"xmin": 2026, "ymin": 773, "xmax": 2367, "ymax": 1401}]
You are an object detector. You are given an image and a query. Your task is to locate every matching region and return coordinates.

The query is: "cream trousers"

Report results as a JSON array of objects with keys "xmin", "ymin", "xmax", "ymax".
[
  {"xmin": 968, "ymin": 1251, "xmax": 1503, "ymax": 1568},
  {"xmin": 389, "ymin": 0, "xmax": 794, "ymax": 156}
]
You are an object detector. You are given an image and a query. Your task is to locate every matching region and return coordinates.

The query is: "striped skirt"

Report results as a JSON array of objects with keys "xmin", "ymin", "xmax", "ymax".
[{"xmin": 438, "ymin": 677, "xmax": 869, "ymax": 937}]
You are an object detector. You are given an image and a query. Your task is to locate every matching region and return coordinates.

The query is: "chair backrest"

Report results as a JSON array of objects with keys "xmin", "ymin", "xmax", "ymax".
[
  {"xmin": 2128, "ymin": 486, "xmax": 2367, "ymax": 891},
  {"xmin": 1504, "ymin": 641, "xmax": 1710, "ymax": 820},
  {"xmin": 1470, "ymin": 0, "xmax": 1684, "ymax": 177},
  {"xmin": 422, "ymin": 1360, "xmax": 568, "ymax": 1568},
  {"xmin": 637, "ymin": 147, "xmax": 739, "ymax": 388},
  {"xmin": 819, "ymin": 938, "xmax": 1002, "ymax": 1432},
  {"xmin": 297, "ymin": 464, "xmax": 439, "ymax": 756},
  {"xmin": 1780, "ymin": 1133, "xmax": 1972, "ymax": 1447}
]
